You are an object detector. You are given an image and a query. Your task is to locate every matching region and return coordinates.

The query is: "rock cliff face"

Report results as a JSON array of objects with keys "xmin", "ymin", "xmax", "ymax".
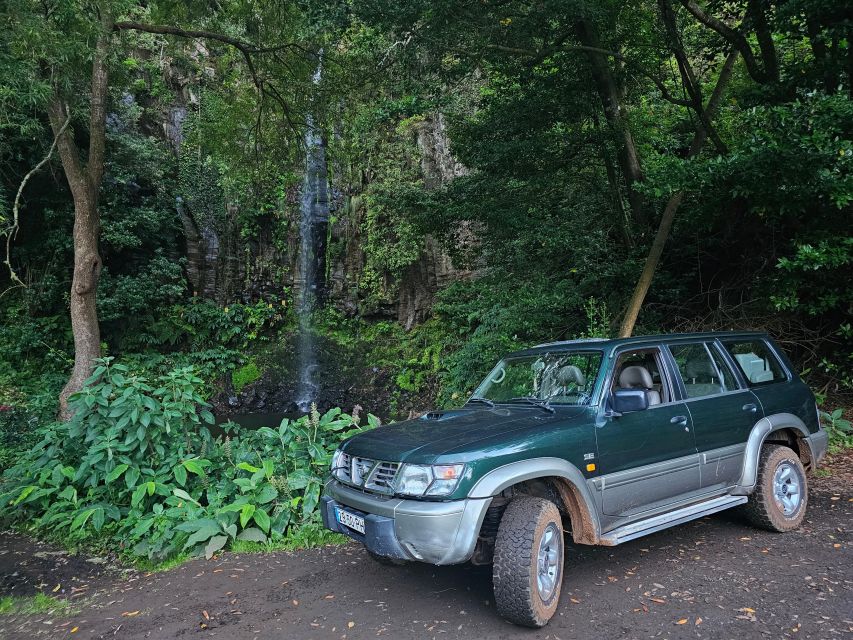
[{"xmin": 164, "ymin": 79, "xmax": 470, "ymax": 325}]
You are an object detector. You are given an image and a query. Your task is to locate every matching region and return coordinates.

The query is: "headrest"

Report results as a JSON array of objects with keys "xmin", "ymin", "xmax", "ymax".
[
  {"xmin": 619, "ymin": 365, "xmax": 653, "ymax": 389},
  {"xmin": 556, "ymin": 365, "xmax": 586, "ymax": 387},
  {"xmin": 684, "ymin": 359, "xmax": 716, "ymax": 379}
]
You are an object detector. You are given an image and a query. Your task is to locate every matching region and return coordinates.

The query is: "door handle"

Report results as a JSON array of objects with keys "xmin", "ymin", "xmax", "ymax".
[
  {"xmin": 742, "ymin": 403, "xmax": 758, "ymax": 413},
  {"xmin": 670, "ymin": 415, "xmax": 688, "ymax": 425}
]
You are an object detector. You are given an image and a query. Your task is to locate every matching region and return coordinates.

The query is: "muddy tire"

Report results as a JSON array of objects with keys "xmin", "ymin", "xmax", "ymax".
[
  {"xmin": 366, "ymin": 549, "xmax": 407, "ymax": 566},
  {"xmin": 492, "ymin": 496, "xmax": 564, "ymax": 627},
  {"xmin": 743, "ymin": 444, "xmax": 808, "ymax": 532}
]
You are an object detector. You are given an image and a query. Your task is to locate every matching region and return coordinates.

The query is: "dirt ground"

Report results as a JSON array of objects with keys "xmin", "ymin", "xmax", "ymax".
[{"xmin": 1, "ymin": 453, "xmax": 850, "ymax": 640}]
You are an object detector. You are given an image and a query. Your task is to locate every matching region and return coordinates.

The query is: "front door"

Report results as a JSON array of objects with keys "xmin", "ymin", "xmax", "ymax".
[{"xmin": 596, "ymin": 347, "xmax": 700, "ymax": 517}]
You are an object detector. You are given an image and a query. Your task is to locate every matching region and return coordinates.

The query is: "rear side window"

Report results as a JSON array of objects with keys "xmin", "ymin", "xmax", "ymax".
[
  {"xmin": 722, "ymin": 340, "xmax": 787, "ymax": 386},
  {"xmin": 669, "ymin": 343, "xmax": 736, "ymax": 398}
]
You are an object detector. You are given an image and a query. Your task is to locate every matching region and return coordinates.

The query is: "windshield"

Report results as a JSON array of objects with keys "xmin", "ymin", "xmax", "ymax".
[{"xmin": 471, "ymin": 351, "xmax": 602, "ymax": 406}]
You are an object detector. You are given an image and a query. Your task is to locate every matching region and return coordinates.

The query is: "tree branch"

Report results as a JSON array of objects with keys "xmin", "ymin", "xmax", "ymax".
[
  {"xmin": 3, "ymin": 112, "xmax": 72, "ymax": 287},
  {"xmin": 679, "ymin": 0, "xmax": 770, "ymax": 83},
  {"xmin": 485, "ymin": 42, "xmax": 693, "ymax": 107}
]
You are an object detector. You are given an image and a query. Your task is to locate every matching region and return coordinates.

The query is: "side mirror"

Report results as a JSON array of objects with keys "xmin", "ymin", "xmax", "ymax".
[{"xmin": 612, "ymin": 388, "xmax": 649, "ymax": 414}]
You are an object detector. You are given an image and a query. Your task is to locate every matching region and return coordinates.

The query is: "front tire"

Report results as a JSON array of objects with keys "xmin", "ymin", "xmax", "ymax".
[
  {"xmin": 492, "ymin": 496, "xmax": 564, "ymax": 627},
  {"xmin": 743, "ymin": 444, "xmax": 808, "ymax": 532}
]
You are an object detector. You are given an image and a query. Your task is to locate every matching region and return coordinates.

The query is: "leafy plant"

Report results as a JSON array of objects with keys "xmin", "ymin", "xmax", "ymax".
[
  {"xmin": 0, "ymin": 359, "xmax": 375, "ymax": 562},
  {"xmin": 821, "ymin": 408, "xmax": 852, "ymax": 453}
]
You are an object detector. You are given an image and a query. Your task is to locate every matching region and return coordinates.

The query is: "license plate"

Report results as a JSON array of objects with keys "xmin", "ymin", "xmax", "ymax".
[{"xmin": 335, "ymin": 507, "xmax": 365, "ymax": 534}]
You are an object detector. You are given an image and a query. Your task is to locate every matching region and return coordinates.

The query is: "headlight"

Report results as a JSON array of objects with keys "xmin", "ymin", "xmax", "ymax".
[
  {"xmin": 395, "ymin": 463, "xmax": 464, "ymax": 497},
  {"xmin": 330, "ymin": 449, "xmax": 346, "ymax": 480}
]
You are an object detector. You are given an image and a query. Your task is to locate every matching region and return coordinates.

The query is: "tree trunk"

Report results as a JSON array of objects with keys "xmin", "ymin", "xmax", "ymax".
[
  {"xmin": 48, "ymin": 13, "xmax": 112, "ymax": 419},
  {"xmin": 618, "ymin": 51, "xmax": 739, "ymax": 338},
  {"xmin": 576, "ymin": 19, "xmax": 647, "ymax": 228}
]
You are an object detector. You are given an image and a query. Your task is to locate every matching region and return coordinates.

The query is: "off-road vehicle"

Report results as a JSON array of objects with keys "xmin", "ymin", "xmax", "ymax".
[{"xmin": 321, "ymin": 332, "xmax": 827, "ymax": 627}]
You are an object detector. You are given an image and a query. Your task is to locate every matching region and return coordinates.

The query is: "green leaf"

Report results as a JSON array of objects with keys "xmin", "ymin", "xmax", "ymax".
[
  {"xmin": 236, "ymin": 462, "xmax": 261, "ymax": 473},
  {"xmin": 173, "ymin": 464, "xmax": 187, "ymax": 486},
  {"xmin": 71, "ymin": 508, "xmax": 96, "ymax": 531},
  {"xmin": 204, "ymin": 535, "xmax": 228, "ymax": 559},
  {"xmin": 173, "ymin": 488, "xmax": 200, "ymax": 506},
  {"xmin": 105, "ymin": 464, "xmax": 129, "ymax": 484},
  {"xmin": 131, "ymin": 483, "xmax": 148, "ymax": 508},
  {"xmin": 91, "ymin": 507, "xmax": 105, "ymax": 531},
  {"xmin": 12, "ymin": 486, "xmax": 36, "ymax": 506},
  {"xmin": 240, "ymin": 503, "xmax": 256, "ymax": 528},
  {"xmin": 183, "ymin": 459, "xmax": 209, "ymax": 475},
  {"xmin": 125, "ymin": 466, "xmax": 140, "ymax": 489},
  {"xmin": 183, "ymin": 521, "xmax": 224, "ymax": 550},
  {"xmin": 236, "ymin": 527, "xmax": 267, "ymax": 543},
  {"xmin": 218, "ymin": 501, "xmax": 249, "ymax": 513},
  {"xmin": 253, "ymin": 507, "xmax": 271, "ymax": 533},
  {"xmin": 257, "ymin": 484, "xmax": 278, "ymax": 504},
  {"xmin": 146, "ymin": 481, "xmax": 156, "ymax": 496}
]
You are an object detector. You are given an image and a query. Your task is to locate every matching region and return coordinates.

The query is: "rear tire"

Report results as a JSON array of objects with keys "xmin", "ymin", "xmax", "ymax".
[
  {"xmin": 492, "ymin": 496, "xmax": 564, "ymax": 627},
  {"xmin": 743, "ymin": 444, "xmax": 808, "ymax": 532}
]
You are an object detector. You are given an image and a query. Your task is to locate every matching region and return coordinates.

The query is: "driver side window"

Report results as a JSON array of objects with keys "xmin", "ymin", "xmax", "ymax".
[{"xmin": 611, "ymin": 348, "xmax": 672, "ymax": 405}]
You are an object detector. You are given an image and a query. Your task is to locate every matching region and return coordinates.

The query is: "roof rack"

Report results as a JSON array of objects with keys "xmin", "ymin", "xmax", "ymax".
[{"xmin": 532, "ymin": 338, "xmax": 608, "ymax": 348}]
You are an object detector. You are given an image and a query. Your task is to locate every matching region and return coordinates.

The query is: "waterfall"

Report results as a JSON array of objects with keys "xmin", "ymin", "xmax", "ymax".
[{"xmin": 295, "ymin": 57, "xmax": 329, "ymax": 412}]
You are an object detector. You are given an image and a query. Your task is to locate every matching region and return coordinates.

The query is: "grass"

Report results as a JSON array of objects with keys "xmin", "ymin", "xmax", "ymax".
[
  {"xmin": 230, "ymin": 523, "xmax": 349, "ymax": 554},
  {"xmin": 133, "ymin": 523, "xmax": 348, "ymax": 572},
  {"xmin": 0, "ymin": 593, "xmax": 78, "ymax": 616}
]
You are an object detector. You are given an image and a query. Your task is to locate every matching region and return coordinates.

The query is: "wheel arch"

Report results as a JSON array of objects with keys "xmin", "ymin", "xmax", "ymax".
[
  {"xmin": 469, "ymin": 458, "xmax": 600, "ymax": 545},
  {"xmin": 734, "ymin": 412, "xmax": 814, "ymax": 494}
]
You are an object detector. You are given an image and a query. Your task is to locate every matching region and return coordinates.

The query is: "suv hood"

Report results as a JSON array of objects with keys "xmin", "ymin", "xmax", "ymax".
[{"xmin": 341, "ymin": 405, "xmax": 586, "ymax": 462}]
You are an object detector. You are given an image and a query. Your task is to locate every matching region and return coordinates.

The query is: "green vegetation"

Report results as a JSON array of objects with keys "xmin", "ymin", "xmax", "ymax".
[
  {"xmin": 821, "ymin": 409, "xmax": 853, "ymax": 454},
  {"xmin": 0, "ymin": 0, "xmax": 849, "ymax": 562},
  {"xmin": 0, "ymin": 359, "xmax": 377, "ymax": 562}
]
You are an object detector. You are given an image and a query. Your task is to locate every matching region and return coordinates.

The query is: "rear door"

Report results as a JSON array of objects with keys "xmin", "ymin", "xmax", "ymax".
[
  {"xmin": 666, "ymin": 341, "xmax": 759, "ymax": 491},
  {"xmin": 597, "ymin": 346, "xmax": 700, "ymax": 517}
]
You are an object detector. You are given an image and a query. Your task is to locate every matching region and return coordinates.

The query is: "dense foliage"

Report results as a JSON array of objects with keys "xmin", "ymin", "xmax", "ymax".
[{"xmin": 0, "ymin": 360, "xmax": 375, "ymax": 561}]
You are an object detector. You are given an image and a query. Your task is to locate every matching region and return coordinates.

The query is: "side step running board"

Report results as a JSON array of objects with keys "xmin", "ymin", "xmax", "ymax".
[{"xmin": 599, "ymin": 495, "xmax": 748, "ymax": 546}]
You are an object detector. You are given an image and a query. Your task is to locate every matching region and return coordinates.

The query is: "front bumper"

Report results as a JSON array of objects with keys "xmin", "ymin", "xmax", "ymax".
[{"xmin": 321, "ymin": 479, "xmax": 492, "ymax": 565}]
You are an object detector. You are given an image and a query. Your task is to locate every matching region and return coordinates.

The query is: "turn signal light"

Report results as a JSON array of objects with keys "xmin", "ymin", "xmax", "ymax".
[{"xmin": 586, "ymin": 463, "xmax": 596, "ymax": 472}]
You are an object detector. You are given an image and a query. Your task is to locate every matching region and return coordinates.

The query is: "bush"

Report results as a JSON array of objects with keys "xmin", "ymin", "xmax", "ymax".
[
  {"xmin": 0, "ymin": 358, "xmax": 376, "ymax": 562},
  {"xmin": 821, "ymin": 408, "xmax": 852, "ymax": 454}
]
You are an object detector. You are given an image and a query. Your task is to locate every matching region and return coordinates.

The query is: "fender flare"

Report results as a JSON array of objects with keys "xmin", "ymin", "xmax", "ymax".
[
  {"xmin": 469, "ymin": 457, "xmax": 600, "ymax": 544},
  {"xmin": 733, "ymin": 412, "xmax": 811, "ymax": 493}
]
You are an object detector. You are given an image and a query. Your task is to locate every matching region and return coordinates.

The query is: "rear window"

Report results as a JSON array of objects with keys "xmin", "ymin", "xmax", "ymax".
[
  {"xmin": 669, "ymin": 342, "xmax": 737, "ymax": 398},
  {"xmin": 721, "ymin": 340, "xmax": 787, "ymax": 386}
]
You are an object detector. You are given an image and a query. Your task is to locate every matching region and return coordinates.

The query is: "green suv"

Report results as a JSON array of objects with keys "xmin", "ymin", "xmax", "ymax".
[{"xmin": 321, "ymin": 332, "xmax": 827, "ymax": 627}]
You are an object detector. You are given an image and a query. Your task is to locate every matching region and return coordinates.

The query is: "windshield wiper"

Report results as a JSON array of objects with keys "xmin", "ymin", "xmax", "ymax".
[
  {"xmin": 466, "ymin": 397, "xmax": 495, "ymax": 408},
  {"xmin": 509, "ymin": 397, "xmax": 555, "ymax": 413}
]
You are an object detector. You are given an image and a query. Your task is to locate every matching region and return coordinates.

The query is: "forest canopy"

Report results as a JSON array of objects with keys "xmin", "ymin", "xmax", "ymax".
[{"xmin": 0, "ymin": 0, "xmax": 850, "ymax": 432}]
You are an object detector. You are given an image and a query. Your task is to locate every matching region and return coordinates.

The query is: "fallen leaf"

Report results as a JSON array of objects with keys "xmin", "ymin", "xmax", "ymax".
[
  {"xmin": 52, "ymin": 584, "xmax": 61, "ymax": 593},
  {"xmin": 202, "ymin": 610, "xmax": 210, "ymax": 620},
  {"xmin": 739, "ymin": 537, "xmax": 751, "ymax": 541},
  {"xmin": 292, "ymin": 599, "xmax": 299, "ymax": 606},
  {"xmin": 324, "ymin": 594, "xmax": 335, "ymax": 600},
  {"xmin": 833, "ymin": 544, "xmax": 841, "ymax": 549},
  {"xmin": 695, "ymin": 617, "xmax": 702, "ymax": 625},
  {"xmin": 676, "ymin": 618, "xmax": 688, "ymax": 625},
  {"xmin": 348, "ymin": 621, "xmax": 355, "ymax": 629},
  {"xmin": 122, "ymin": 611, "xmax": 140, "ymax": 617},
  {"xmin": 650, "ymin": 597, "xmax": 666, "ymax": 604},
  {"xmin": 70, "ymin": 627, "xmax": 79, "ymax": 634},
  {"xmin": 570, "ymin": 598, "xmax": 580, "ymax": 604},
  {"xmin": 740, "ymin": 607, "xmax": 756, "ymax": 614}
]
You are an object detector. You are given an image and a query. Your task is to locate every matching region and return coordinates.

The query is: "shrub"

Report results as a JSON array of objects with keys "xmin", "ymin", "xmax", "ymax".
[
  {"xmin": 232, "ymin": 361, "xmax": 262, "ymax": 393},
  {"xmin": 0, "ymin": 358, "xmax": 376, "ymax": 561}
]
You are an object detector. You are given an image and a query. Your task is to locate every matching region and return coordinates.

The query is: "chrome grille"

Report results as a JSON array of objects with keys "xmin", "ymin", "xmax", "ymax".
[
  {"xmin": 335, "ymin": 455, "xmax": 400, "ymax": 494},
  {"xmin": 366, "ymin": 461, "xmax": 401, "ymax": 493}
]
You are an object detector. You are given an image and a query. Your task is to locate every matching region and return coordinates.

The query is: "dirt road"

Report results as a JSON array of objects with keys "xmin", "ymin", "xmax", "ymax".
[{"xmin": 1, "ymin": 479, "xmax": 850, "ymax": 640}]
